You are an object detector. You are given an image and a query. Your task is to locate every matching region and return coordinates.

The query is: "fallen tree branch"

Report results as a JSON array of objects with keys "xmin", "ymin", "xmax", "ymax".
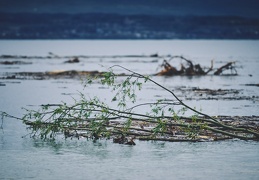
[
  {"xmin": 156, "ymin": 56, "xmax": 236, "ymax": 76},
  {"xmin": 1, "ymin": 65, "xmax": 258, "ymax": 144},
  {"xmin": 214, "ymin": 62, "xmax": 237, "ymax": 75}
]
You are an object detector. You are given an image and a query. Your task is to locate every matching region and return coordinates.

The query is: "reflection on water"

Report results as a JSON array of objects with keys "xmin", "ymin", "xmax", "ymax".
[
  {"xmin": 1, "ymin": 126, "xmax": 259, "ymax": 179},
  {"xmin": 0, "ymin": 40, "xmax": 259, "ymax": 179},
  {"xmin": 4, "ymin": 137, "xmax": 258, "ymax": 180}
]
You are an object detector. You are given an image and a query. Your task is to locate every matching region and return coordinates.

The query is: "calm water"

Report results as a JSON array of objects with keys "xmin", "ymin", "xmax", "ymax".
[{"xmin": 0, "ymin": 40, "xmax": 259, "ymax": 179}]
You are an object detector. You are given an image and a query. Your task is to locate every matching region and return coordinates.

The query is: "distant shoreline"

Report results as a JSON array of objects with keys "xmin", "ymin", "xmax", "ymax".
[{"xmin": 1, "ymin": 13, "xmax": 259, "ymax": 40}]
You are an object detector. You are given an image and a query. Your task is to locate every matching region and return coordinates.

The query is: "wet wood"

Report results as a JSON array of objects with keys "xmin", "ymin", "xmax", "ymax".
[
  {"xmin": 214, "ymin": 62, "xmax": 236, "ymax": 75},
  {"xmin": 0, "ymin": 61, "xmax": 32, "ymax": 65},
  {"xmin": 156, "ymin": 57, "xmax": 237, "ymax": 76},
  {"xmin": 64, "ymin": 57, "xmax": 80, "ymax": 63}
]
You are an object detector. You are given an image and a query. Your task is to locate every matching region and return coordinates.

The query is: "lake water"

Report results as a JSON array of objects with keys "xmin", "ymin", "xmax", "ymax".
[{"xmin": 0, "ymin": 40, "xmax": 259, "ymax": 179}]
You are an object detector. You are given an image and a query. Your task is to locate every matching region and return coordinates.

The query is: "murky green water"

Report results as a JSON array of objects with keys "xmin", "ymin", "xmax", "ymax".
[{"xmin": 0, "ymin": 40, "xmax": 259, "ymax": 179}]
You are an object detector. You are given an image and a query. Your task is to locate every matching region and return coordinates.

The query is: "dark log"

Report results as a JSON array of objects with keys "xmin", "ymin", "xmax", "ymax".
[
  {"xmin": 157, "ymin": 58, "xmax": 214, "ymax": 76},
  {"xmin": 214, "ymin": 62, "xmax": 236, "ymax": 75},
  {"xmin": 156, "ymin": 60, "xmax": 183, "ymax": 76},
  {"xmin": 64, "ymin": 57, "xmax": 80, "ymax": 63}
]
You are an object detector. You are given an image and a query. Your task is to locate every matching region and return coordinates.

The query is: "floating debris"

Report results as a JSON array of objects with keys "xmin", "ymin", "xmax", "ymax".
[
  {"xmin": 156, "ymin": 56, "xmax": 237, "ymax": 76},
  {"xmin": 0, "ymin": 61, "xmax": 32, "ymax": 65},
  {"xmin": 64, "ymin": 57, "xmax": 80, "ymax": 63}
]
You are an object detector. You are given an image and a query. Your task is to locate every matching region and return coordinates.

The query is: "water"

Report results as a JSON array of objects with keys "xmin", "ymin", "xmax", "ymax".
[
  {"xmin": 1, "ymin": 138, "xmax": 259, "ymax": 180},
  {"xmin": 0, "ymin": 40, "xmax": 259, "ymax": 179}
]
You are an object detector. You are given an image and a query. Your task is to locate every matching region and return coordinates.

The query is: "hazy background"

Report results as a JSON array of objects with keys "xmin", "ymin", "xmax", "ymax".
[
  {"xmin": 0, "ymin": 0, "xmax": 259, "ymax": 39},
  {"xmin": 1, "ymin": 0, "xmax": 259, "ymax": 17}
]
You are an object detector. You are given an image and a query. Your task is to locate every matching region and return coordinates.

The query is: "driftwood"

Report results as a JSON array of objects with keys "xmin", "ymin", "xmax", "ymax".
[
  {"xmin": 214, "ymin": 62, "xmax": 236, "ymax": 75},
  {"xmin": 156, "ymin": 56, "xmax": 236, "ymax": 76},
  {"xmin": 64, "ymin": 57, "xmax": 80, "ymax": 63},
  {"xmin": 0, "ymin": 60, "xmax": 32, "ymax": 65},
  {"xmin": 19, "ymin": 110, "xmax": 259, "ymax": 144},
  {"xmin": 0, "ymin": 55, "xmax": 238, "ymax": 80},
  {"xmin": 2, "ymin": 65, "xmax": 258, "ymax": 145},
  {"xmin": 1, "ymin": 70, "xmax": 106, "ymax": 80}
]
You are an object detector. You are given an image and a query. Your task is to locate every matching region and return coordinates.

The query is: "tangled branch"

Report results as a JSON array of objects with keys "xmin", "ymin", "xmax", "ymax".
[{"xmin": 1, "ymin": 65, "xmax": 258, "ymax": 145}]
